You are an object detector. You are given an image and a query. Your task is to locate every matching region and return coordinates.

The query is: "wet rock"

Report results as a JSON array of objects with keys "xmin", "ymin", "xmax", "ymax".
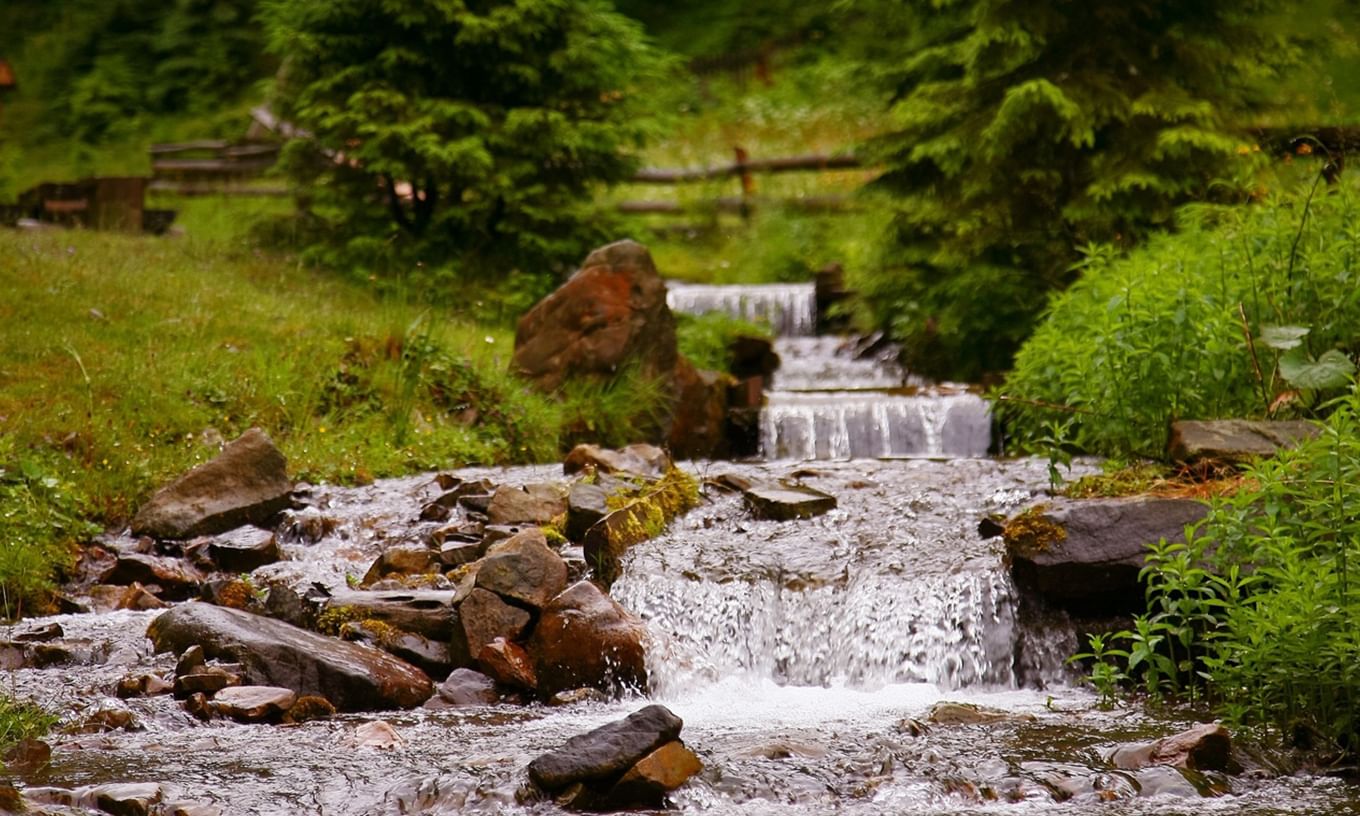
[
  {"xmin": 361, "ymin": 543, "xmax": 439, "ymax": 586},
  {"xmin": 459, "ymin": 588, "xmax": 531, "ymax": 657},
  {"xmin": 1169, "ymin": 419, "xmax": 1320, "ymax": 465},
  {"xmin": 601, "ymin": 740, "xmax": 703, "ymax": 809},
  {"xmin": 1111, "ymin": 722, "xmax": 1233, "ymax": 772},
  {"xmin": 211, "ymin": 685, "xmax": 297, "ymax": 723},
  {"xmin": 459, "ymin": 493, "xmax": 495, "ymax": 514},
  {"xmin": 176, "ymin": 644, "xmax": 206, "ymax": 675},
  {"xmin": 439, "ymin": 540, "xmax": 482, "ymax": 568},
  {"xmin": 0, "ymin": 785, "xmax": 22, "ymax": 812},
  {"xmin": 512, "ymin": 239, "xmax": 678, "ymax": 394},
  {"xmin": 425, "ymin": 668, "xmax": 499, "ymax": 709},
  {"xmin": 582, "ymin": 473, "xmax": 697, "ymax": 588},
  {"xmin": 927, "ymin": 702, "xmax": 1036, "ymax": 726},
  {"xmin": 350, "ymin": 720, "xmax": 404, "ymax": 749},
  {"xmin": 12, "ymin": 622, "xmax": 63, "ymax": 642},
  {"xmin": 0, "ymin": 639, "xmax": 111, "ymax": 670},
  {"xmin": 283, "ymin": 695, "xmax": 336, "ymax": 724},
  {"xmin": 563, "ymin": 443, "xmax": 671, "ymax": 479},
  {"xmin": 487, "ymin": 483, "xmax": 567, "ymax": 526},
  {"xmin": 279, "ymin": 507, "xmax": 338, "ymax": 544},
  {"xmin": 481, "ymin": 524, "xmax": 531, "ymax": 550},
  {"xmin": 104, "ymin": 552, "xmax": 203, "ymax": 599},
  {"xmin": 475, "ymin": 528, "xmax": 568, "ymax": 609},
  {"xmin": 131, "ymin": 428, "xmax": 293, "ymax": 540},
  {"xmin": 667, "ymin": 356, "xmax": 731, "ymax": 459},
  {"xmin": 1004, "ymin": 497, "xmax": 1209, "ymax": 615},
  {"xmin": 742, "ymin": 482, "xmax": 837, "ymax": 521},
  {"xmin": 1131, "ymin": 765, "xmax": 1226, "ymax": 797},
  {"xmin": 429, "ymin": 521, "xmax": 483, "ymax": 546},
  {"xmin": 116, "ymin": 583, "xmax": 168, "ymax": 610},
  {"xmin": 341, "ymin": 620, "xmax": 454, "ymax": 678},
  {"xmin": 549, "ymin": 688, "xmax": 610, "ymax": 706},
  {"xmin": 324, "ymin": 589, "xmax": 459, "ymax": 641},
  {"xmin": 262, "ymin": 583, "xmax": 316, "ymax": 629},
  {"xmin": 116, "ymin": 673, "xmax": 173, "ymax": 698},
  {"xmin": 200, "ymin": 577, "xmax": 256, "ymax": 610},
  {"xmin": 148, "ymin": 602, "xmax": 434, "ymax": 711},
  {"xmin": 71, "ymin": 705, "xmax": 141, "ymax": 733},
  {"xmin": 205, "ymin": 529, "xmax": 281, "ymax": 572},
  {"xmin": 477, "ymin": 638, "xmax": 537, "ymax": 691},
  {"xmin": 173, "ymin": 668, "xmax": 242, "ymax": 698},
  {"xmin": 184, "ymin": 692, "xmax": 214, "ymax": 721},
  {"xmin": 528, "ymin": 581, "xmax": 647, "ymax": 697},
  {"xmin": 565, "ymin": 482, "xmax": 610, "ymax": 542},
  {"xmin": 28, "ymin": 782, "xmax": 166, "ymax": 816},
  {"xmin": 528, "ymin": 704, "xmax": 684, "ymax": 791},
  {"xmin": 2, "ymin": 737, "xmax": 50, "ymax": 774}
]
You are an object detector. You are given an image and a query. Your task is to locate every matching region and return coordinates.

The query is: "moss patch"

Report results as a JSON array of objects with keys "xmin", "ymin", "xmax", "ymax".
[{"xmin": 1002, "ymin": 505, "xmax": 1067, "ymax": 557}]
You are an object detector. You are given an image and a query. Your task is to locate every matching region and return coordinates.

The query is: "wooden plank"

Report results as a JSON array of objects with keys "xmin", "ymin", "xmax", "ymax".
[
  {"xmin": 151, "ymin": 158, "xmax": 277, "ymax": 176},
  {"xmin": 632, "ymin": 154, "xmax": 865, "ymax": 184},
  {"xmin": 148, "ymin": 180, "xmax": 289, "ymax": 197},
  {"xmin": 149, "ymin": 140, "xmax": 230, "ymax": 155},
  {"xmin": 617, "ymin": 194, "xmax": 856, "ymax": 215}
]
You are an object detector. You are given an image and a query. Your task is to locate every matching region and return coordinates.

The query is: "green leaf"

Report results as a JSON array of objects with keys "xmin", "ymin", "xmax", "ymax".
[
  {"xmin": 1259, "ymin": 325, "xmax": 1310, "ymax": 351},
  {"xmin": 1279, "ymin": 349, "xmax": 1356, "ymax": 390}
]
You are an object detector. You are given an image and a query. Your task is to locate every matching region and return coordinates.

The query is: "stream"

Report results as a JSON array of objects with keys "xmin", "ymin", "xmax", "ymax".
[{"xmin": 3, "ymin": 284, "xmax": 1358, "ymax": 814}]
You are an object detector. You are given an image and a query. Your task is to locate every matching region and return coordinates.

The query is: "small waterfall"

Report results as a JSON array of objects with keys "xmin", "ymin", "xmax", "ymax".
[
  {"xmin": 760, "ymin": 336, "xmax": 992, "ymax": 460},
  {"xmin": 761, "ymin": 390, "xmax": 992, "ymax": 459},
  {"xmin": 614, "ymin": 568, "xmax": 1022, "ymax": 695},
  {"xmin": 667, "ymin": 281, "xmax": 817, "ymax": 337}
]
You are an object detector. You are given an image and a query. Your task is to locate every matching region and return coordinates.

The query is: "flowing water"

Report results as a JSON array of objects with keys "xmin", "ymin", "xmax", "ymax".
[{"xmin": 5, "ymin": 283, "xmax": 1358, "ymax": 813}]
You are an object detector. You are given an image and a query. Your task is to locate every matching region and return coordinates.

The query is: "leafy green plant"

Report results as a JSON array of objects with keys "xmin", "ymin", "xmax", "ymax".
[
  {"xmin": 1069, "ymin": 633, "xmax": 1128, "ymax": 710},
  {"xmin": 675, "ymin": 312, "xmax": 771, "ymax": 373},
  {"xmin": 0, "ymin": 695, "xmax": 57, "ymax": 754},
  {"xmin": 1001, "ymin": 170, "xmax": 1360, "ymax": 459}
]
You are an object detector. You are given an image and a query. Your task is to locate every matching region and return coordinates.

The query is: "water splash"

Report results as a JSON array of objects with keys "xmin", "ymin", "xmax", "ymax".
[
  {"xmin": 760, "ymin": 391, "xmax": 992, "ymax": 460},
  {"xmin": 667, "ymin": 282, "xmax": 817, "ymax": 337},
  {"xmin": 771, "ymin": 337, "xmax": 908, "ymax": 392},
  {"xmin": 614, "ymin": 568, "xmax": 1020, "ymax": 695}
]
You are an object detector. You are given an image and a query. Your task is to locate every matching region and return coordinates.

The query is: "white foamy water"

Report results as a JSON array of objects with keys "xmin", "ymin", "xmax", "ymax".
[
  {"xmin": 667, "ymin": 281, "xmax": 817, "ymax": 336},
  {"xmin": 760, "ymin": 390, "xmax": 992, "ymax": 460}
]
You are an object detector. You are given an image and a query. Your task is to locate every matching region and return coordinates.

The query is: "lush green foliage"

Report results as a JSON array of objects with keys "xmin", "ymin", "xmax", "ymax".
[
  {"xmin": 0, "ymin": 0, "xmax": 266, "ymax": 143},
  {"xmin": 1079, "ymin": 394, "xmax": 1360, "ymax": 753},
  {"xmin": 675, "ymin": 312, "xmax": 772, "ymax": 373},
  {"xmin": 261, "ymin": 0, "xmax": 656, "ymax": 278},
  {"xmin": 1001, "ymin": 168, "xmax": 1360, "ymax": 459},
  {"xmin": 856, "ymin": 0, "xmax": 1301, "ymax": 380},
  {"xmin": 0, "ymin": 224, "xmax": 667, "ymax": 611},
  {"xmin": 0, "ymin": 695, "xmax": 58, "ymax": 753}
]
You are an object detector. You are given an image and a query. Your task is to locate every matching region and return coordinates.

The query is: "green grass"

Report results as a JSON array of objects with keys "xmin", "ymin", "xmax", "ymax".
[{"xmin": 0, "ymin": 220, "xmax": 669, "ymax": 613}]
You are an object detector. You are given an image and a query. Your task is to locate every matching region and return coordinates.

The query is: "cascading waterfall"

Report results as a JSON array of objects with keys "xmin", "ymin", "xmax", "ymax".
[{"xmin": 666, "ymin": 281, "xmax": 818, "ymax": 337}]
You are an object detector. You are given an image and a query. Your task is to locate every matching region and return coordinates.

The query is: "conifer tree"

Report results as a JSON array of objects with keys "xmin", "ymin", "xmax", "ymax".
[
  {"xmin": 859, "ymin": 0, "xmax": 1300, "ymax": 380},
  {"xmin": 261, "ymin": 0, "xmax": 655, "ymax": 278}
]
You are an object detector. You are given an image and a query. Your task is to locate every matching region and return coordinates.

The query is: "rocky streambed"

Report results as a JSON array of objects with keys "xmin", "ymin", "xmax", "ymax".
[{"xmin": 1, "ymin": 442, "xmax": 1359, "ymax": 814}]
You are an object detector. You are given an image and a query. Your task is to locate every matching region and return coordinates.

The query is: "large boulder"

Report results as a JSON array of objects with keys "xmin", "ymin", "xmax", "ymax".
[
  {"xmin": 1169, "ymin": 419, "xmax": 1319, "ymax": 465},
  {"xmin": 147, "ymin": 603, "xmax": 432, "ymax": 711},
  {"xmin": 667, "ymin": 357, "xmax": 731, "ymax": 459},
  {"xmin": 487, "ymin": 484, "xmax": 567, "ymax": 526},
  {"xmin": 475, "ymin": 528, "xmax": 568, "ymax": 609},
  {"xmin": 528, "ymin": 581, "xmax": 648, "ymax": 696},
  {"xmin": 131, "ymin": 428, "xmax": 293, "ymax": 540},
  {"xmin": 512, "ymin": 240, "xmax": 678, "ymax": 392},
  {"xmin": 1004, "ymin": 497, "xmax": 1208, "ymax": 614},
  {"xmin": 528, "ymin": 704, "xmax": 684, "ymax": 791},
  {"xmin": 563, "ymin": 443, "xmax": 670, "ymax": 479}
]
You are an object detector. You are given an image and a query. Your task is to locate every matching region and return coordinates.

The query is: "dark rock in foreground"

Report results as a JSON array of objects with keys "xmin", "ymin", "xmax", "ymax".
[
  {"xmin": 1004, "ymin": 497, "xmax": 1208, "ymax": 615},
  {"xmin": 131, "ymin": 428, "xmax": 293, "ymax": 540},
  {"xmin": 528, "ymin": 704, "xmax": 684, "ymax": 790},
  {"xmin": 147, "ymin": 602, "xmax": 432, "ymax": 711}
]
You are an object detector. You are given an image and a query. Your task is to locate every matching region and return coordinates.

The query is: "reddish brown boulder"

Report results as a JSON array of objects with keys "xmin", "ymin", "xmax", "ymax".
[
  {"xmin": 667, "ymin": 357, "xmax": 731, "ymax": 459},
  {"xmin": 487, "ymin": 484, "xmax": 567, "ymax": 526},
  {"xmin": 512, "ymin": 240, "xmax": 678, "ymax": 392},
  {"xmin": 563, "ymin": 444, "xmax": 671, "ymax": 479},
  {"xmin": 528, "ymin": 581, "xmax": 648, "ymax": 697},
  {"xmin": 478, "ymin": 638, "xmax": 538, "ymax": 691}
]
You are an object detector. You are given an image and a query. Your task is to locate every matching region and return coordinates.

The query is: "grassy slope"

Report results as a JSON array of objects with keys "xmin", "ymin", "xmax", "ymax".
[{"xmin": 0, "ymin": 213, "xmax": 672, "ymax": 609}]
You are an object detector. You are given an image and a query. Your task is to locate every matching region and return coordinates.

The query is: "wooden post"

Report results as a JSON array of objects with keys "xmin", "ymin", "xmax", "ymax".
[{"xmin": 734, "ymin": 146, "xmax": 754, "ymax": 223}]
